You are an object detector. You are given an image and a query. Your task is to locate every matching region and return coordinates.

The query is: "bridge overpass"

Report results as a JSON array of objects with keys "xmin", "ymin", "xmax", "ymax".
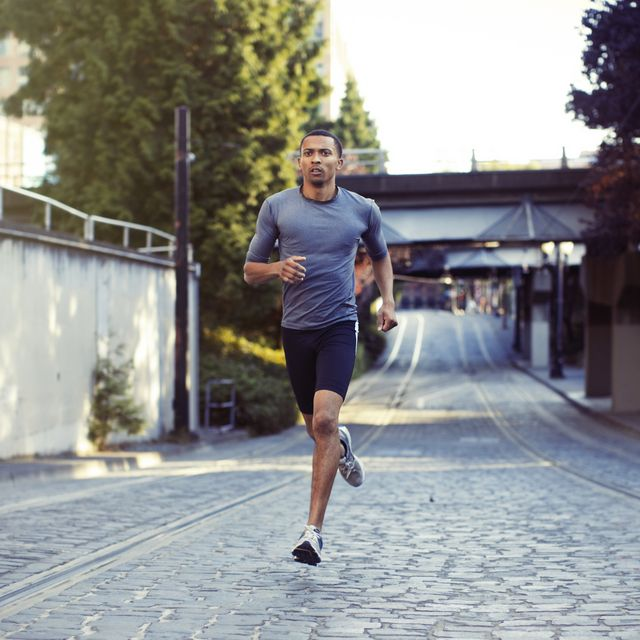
[
  {"xmin": 340, "ymin": 167, "xmax": 601, "ymax": 400},
  {"xmin": 338, "ymin": 167, "xmax": 593, "ymax": 277}
]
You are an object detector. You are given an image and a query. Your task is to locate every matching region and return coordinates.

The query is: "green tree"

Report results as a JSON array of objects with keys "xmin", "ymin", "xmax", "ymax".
[
  {"xmin": 334, "ymin": 74, "xmax": 380, "ymax": 150},
  {"xmin": 0, "ymin": 0, "xmax": 324, "ymax": 335},
  {"xmin": 333, "ymin": 74, "xmax": 385, "ymax": 174},
  {"xmin": 567, "ymin": 0, "xmax": 640, "ymax": 254},
  {"xmin": 305, "ymin": 73, "xmax": 385, "ymax": 174},
  {"xmin": 568, "ymin": 0, "xmax": 640, "ymax": 140}
]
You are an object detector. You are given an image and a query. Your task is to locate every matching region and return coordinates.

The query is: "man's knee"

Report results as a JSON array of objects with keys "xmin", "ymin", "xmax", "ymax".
[
  {"xmin": 312, "ymin": 409, "xmax": 338, "ymax": 439},
  {"xmin": 302, "ymin": 414, "xmax": 314, "ymax": 440}
]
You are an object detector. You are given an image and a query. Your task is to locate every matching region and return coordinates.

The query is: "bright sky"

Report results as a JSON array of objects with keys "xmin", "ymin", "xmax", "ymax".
[{"xmin": 332, "ymin": 0, "xmax": 607, "ymax": 174}]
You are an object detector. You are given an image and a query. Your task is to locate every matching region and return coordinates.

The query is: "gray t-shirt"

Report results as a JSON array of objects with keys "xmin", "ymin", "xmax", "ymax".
[{"xmin": 245, "ymin": 186, "xmax": 388, "ymax": 329}]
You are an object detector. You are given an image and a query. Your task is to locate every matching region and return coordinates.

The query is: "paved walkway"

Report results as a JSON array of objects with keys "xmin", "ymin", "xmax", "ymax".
[
  {"xmin": 513, "ymin": 361, "xmax": 640, "ymax": 436},
  {"xmin": 0, "ymin": 310, "xmax": 638, "ymax": 639}
]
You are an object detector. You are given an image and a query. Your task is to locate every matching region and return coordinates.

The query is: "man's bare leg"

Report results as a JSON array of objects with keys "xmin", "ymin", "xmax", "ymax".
[{"xmin": 301, "ymin": 389, "xmax": 343, "ymax": 530}]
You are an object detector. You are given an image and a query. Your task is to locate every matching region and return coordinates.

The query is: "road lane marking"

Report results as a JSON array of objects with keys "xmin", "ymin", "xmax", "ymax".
[
  {"xmin": 345, "ymin": 313, "xmax": 408, "ymax": 404},
  {"xmin": 358, "ymin": 312, "xmax": 426, "ymax": 453}
]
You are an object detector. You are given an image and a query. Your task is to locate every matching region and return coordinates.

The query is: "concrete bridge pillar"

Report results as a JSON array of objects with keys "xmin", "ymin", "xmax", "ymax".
[
  {"xmin": 611, "ymin": 253, "xmax": 640, "ymax": 412},
  {"xmin": 581, "ymin": 256, "xmax": 614, "ymax": 398},
  {"xmin": 530, "ymin": 269, "xmax": 552, "ymax": 369},
  {"xmin": 581, "ymin": 252, "xmax": 640, "ymax": 411},
  {"xmin": 584, "ymin": 301, "xmax": 612, "ymax": 397}
]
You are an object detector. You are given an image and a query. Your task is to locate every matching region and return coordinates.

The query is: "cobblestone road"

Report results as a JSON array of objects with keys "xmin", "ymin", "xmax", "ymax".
[{"xmin": 1, "ymin": 310, "xmax": 639, "ymax": 639}]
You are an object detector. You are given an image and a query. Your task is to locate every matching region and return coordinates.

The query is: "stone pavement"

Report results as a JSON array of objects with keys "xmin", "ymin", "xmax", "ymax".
[
  {"xmin": 0, "ymin": 310, "xmax": 639, "ymax": 639},
  {"xmin": 2, "ymin": 416, "xmax": 639, "ymax": 639},
  {"xmin": 513, "ymin": 361, "xmax": 640, "ymax": 437}
]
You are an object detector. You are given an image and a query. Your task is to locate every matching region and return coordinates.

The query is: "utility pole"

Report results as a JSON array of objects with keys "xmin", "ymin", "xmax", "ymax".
[
  {"xmin": 512, "ymin": 270, "xmax": 522, "ymax": 352},
  {"xmin": 173, "ymin": 106, "xmax": 190, "ymax": 438},
  {"xmin": 550, "ymin": 243, "xmax": 573, "ymax": 379}
]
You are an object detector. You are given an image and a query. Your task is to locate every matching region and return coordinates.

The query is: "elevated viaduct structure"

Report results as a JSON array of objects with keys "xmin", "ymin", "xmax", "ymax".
[
  {"xmin": 338, "ymin": 168, "xmax": 593, "ymax": 277},
  {"xmin": 340, "ymin": 168, "xmax": 600, "ymax": 398},
  {"xmin": 339, "ymin": 167, "xmax": 590, "ymax": 209},
  {"xmin": 341, "ymin": 167, "xmax": 639, "ymax": 414}
]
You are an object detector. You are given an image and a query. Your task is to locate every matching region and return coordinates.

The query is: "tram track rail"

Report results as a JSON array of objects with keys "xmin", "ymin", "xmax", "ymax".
[
  {"xmin": 0, "ymin": 476, "xmax": 301, "ymax": 620},
  {"xmin": 1, "ymin": 314, "xmax": 419, "ymax": 518},
  {"xmin": 506, "ymin": 378, "xmax": 640, "ymax": 465},
  {"xmin": 466, "ymin": 314, "xmax": 640, "ymax": 502},
  {"xmin": 355, "ymin": 309, "xmax": 640, "ymax": 502},
  {"xmin": 0, "ymin": 314, "xmax": 424, "ymax": 621},
  {"xmin": 5, "ymin": 309, "xmax": 636, "ymax": 623},
  {"xmin": 347, "ymin": 312, "xmax": 426, "ymax": 453},
  {"xmin": 475, "ymin": 380, "xmax": 640, "ymax": 502},
  {"xmin": 0, "ymin": 430, "xmax": 311, "ymax": 517},
  {"xmin": 471, "ymin": 313, "xmax": 640, "ymax": 460}
]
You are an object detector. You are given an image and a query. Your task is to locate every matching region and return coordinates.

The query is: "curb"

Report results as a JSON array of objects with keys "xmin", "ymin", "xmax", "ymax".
[
  {"xmin": 511, "ymin": 359, "xmax": 640, "ymax": 437},
  {"xmin": 0, "ymin": 428, "xmax": 249, "ymax": 485},
  {"xmin": 0, "ymin": 451, "xmax": 166, "ymax": 485}
]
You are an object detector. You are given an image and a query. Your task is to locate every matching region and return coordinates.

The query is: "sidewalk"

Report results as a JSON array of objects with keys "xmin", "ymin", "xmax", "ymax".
[
  {"xmin": 513, "ymin": 359, "xmax": 640, "ymax": 435},
  {"xmin": 0, "ymin": 427, "xmax": 248, "ymax": 485}
]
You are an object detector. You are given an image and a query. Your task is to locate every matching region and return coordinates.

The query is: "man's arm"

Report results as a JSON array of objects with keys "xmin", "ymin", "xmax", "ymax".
[
  {"xmin": 371, "ymin": 253, "xmax": 398, "ymax": 332},
  {"xmin": 244, "ymin": 255, "xmax": 307, "ymax": 286}
]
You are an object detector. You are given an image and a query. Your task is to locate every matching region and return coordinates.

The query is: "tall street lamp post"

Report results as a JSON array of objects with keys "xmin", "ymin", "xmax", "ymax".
[{"xmin": 541, "ymin": 241, "xmax": 574, "ymax": 379}]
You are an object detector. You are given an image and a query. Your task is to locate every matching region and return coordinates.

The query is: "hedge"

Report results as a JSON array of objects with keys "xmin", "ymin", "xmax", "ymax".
[
  {"xmin": 200, "ymin": 318, "xmax": 386, "ymax": 437},
  {"xmin": 200, "ymin": 328, "xmax": 298, "ymax": 436}
]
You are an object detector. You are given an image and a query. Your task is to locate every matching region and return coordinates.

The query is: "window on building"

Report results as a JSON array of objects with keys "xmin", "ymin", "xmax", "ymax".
[
  {"xmin": 23, "ymin": 99, "xmax": 43, "ymax": 116},
  {"xmin": 0, "ymin": 68, "xmax": 10, "ymax": 89}
]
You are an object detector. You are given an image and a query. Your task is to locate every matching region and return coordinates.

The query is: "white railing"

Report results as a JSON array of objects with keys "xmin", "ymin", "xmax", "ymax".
[
  {"xmin": 288, "ymin": 147, "xmax": 388, "ymax": 174},
  {"xmin": 341, "ymin": 148, "xmax": 387, "ymax": 174},
  {"xmin": 0, "ymin": 183, "xmax": 176, "ymax": 257}
]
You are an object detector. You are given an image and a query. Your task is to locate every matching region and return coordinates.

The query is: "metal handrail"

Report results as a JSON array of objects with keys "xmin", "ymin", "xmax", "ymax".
[
  {"xmin": 89, "ymin": 214, "xmax": 175, "ymax": 241},
  {"xmin": 0, "ymin": 183, "xmax": 177, "ymax": 256},
  {"xmin": 0, "ymin": 183, "xmax": 89, "ymax": 221},
  {"xmin": 288, "ymin": 147, "xmax": 388, "ymax": 174}
]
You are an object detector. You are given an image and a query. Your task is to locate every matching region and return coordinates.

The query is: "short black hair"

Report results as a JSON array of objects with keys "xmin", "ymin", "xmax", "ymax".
[{"xmin": 300, "ymin": 129, "xmax": 343, "ymax": 158}]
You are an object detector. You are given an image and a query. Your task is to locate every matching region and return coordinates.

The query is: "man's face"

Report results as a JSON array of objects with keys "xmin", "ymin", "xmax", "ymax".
[{"xmin": 298, "ymin": 135, "xmax": 343, "ymax": 186}]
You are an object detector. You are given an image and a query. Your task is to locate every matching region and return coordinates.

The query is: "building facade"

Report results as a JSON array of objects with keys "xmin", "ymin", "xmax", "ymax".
[
  {"xmin": 0, "ymin": 34, "xmax": 46, "ymax": 187},
  {"xmin": 314, "ymin": 0, "xmax": 352, "ymax": 122}
]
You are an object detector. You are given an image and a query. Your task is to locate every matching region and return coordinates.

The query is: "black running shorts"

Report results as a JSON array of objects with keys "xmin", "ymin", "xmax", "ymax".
[{"xmin": 281, "ymin": 320, "xmax": 358, "ymax": 415}]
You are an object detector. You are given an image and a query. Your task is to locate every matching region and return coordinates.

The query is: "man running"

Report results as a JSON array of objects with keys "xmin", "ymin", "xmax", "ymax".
[{"xmin": 244, "ymin": 130, "xmax": 397, "ymax": 565}]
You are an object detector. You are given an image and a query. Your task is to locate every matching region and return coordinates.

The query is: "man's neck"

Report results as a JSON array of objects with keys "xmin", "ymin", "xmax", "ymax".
[{"xmin": 301, "ymin": 181, "xmax": 337, "ymax": 202}]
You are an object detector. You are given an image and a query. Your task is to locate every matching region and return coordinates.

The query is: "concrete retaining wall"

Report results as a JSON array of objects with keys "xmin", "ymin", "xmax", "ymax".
[{"xmin": 0, "ymin": 228, "xmax": 196, "ymax": 458}]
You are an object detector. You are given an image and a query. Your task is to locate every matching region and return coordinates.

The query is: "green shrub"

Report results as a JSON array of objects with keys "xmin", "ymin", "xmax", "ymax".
[
  {"xmin": 88, "ymin": 346, "xmax": 145, "ymax": 450},
  {"xmin": 201, "ymin": 318, "xmax": 386, "ymax": 437},
  {"xmin": 201, "ymin": 328, "xmax": 298, "ymax": 436}
]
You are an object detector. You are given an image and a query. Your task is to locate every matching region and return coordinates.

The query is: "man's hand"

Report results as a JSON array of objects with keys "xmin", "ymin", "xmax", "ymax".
[
  {"xmin": 377, "ymin": 301, "xmax": 398, "ymax": 332},
  {"xmin": 278, "ymin": 255, "xmax": 306, "ymax": 284}
]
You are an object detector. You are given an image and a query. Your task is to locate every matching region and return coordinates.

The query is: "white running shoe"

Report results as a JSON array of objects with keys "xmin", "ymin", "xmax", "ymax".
[
  {"xmin": 292, "ymin": 525, "xmax": 323, "ymax": 565},
  {"xmin": 338, "ymin": 425, "xmax": 365, "ymax": 487}
]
